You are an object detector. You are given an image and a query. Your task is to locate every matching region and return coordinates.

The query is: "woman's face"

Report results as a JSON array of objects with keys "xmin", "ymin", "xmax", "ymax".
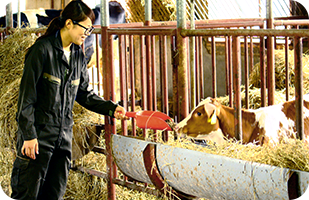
[{"xmin": 69, "ymin": 17, "xmax": 93, "ymax": 45}]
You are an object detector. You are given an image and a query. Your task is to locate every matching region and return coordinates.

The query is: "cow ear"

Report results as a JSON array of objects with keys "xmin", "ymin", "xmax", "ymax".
[{"xmin": 207, "ymin": 109, "xmax": 217, "ymax": 125}]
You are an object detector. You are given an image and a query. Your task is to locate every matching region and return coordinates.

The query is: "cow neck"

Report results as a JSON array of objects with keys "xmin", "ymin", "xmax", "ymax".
[{"xmin": 217, "ymin": 104, "xmax": 257, "ymax": 143}]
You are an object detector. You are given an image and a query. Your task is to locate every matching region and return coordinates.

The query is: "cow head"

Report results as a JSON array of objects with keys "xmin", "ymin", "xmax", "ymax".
[{"xmin": 175, "ymin": 98, "xmax": 225, "ymax": 144}]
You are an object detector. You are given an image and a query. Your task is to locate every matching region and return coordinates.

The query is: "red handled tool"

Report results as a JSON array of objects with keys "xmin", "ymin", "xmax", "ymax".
[{"xmin": 125, "ymin": 111, "xmax": 174, "ymax": 131}]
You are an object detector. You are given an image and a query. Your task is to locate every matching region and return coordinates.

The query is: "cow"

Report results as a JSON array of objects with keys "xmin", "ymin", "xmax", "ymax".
[{"xmin": 175, "ymin": 97, "xmax": 309, "ymax": 145}]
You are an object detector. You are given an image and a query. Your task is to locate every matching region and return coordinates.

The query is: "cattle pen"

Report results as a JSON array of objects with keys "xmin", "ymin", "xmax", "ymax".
[{"xmin": 1, "ymin": 0, "xmax": 309, "ymax": 199}]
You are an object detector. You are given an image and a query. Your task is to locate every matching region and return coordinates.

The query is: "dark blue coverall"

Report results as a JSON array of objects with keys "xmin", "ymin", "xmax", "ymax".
[{"xmin": 10, "ymin": 31, "xmax": 117, "ymax": 200}]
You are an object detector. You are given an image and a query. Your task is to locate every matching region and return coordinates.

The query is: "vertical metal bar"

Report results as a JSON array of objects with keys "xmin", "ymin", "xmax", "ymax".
[
  {"xmin": 260, "ymin": 34, "xmax": 266, "ymax": 107},
  {"xmin": 232, "ymin": 36, "xmax": 242, "ymax": 142},
  {"xmin": 211, "ymin": 36, "xmax": 216, "ymax": 98},
  {"xmin": 145, "ymin": 0, "xmax": 151, "ymax": 24},
  {"xmin": 145, "ymin": 35, "xmax": 153, "ymax": 110},
  {"xmin": 101, "ymin": 1, "xmax": 116, "ymax": 199},
  {"xmin": 195, "ymin": 36, "xmax": 200, "ymax": 104},
  {"xmin": 285, "ymin": 26, "xmax": 289, "ymax": 101},
  {"xmin": 172, "ymin": 36, "xmax": 179, "ymax": 121},
  {"xmin": 119, "ymin": 35, "xmax": 128, "ymax": 136},
  {"xmin": 225, "ymin": 36, "xmax": 229, "ymax": 97},
  {"xmin": 140, "ymin": 35, "xmax": 147, "ymax": 111},
  {"xmin": 267, "ymin": 0, "xmax": 275, "ymax": 105},
  {"xmin": 244, "ymin": 31, "xmax": 249, "ymax": 109},
  {"xmin": 17, "ymin": 0, "xmax": 21, "ymax": 28},
  {"xmin": 177, "ymin": 0, "xmax": 189, "ymax": 120},
  {"xmin": 250, "ymin": 32, "xmax": 254, "ymax": 72},
  {"xmin": 228, "ymin": 35, "xmax": 233, "ymax": 107},
  {"xmin": 130, "ymin": 35, "xmax": 136, "ymax": 137},
  {"xmin": 294, "ymin": 36, "xmax": 304, "ymax": 140},
  {"xmin": 6, "ymin": 3, "xmax": 13, "ymax": 28},
  {"xmin": 199, "ymin": 36, "xmax": 204, "ymax": 100},
  {"xmin": 95, "ymin": 34, "xmax": 101, "ymax": 96},
  {"xmin": 190, "ymin": 0, "xmax": 196, "ymax": 109},
  {"xmin": 160, "ymin": 35, "xmax": 169, "ymax": 142},
  {"xmin": 152, "ymin": 35, "xmax": 156, "ymax": 111}
]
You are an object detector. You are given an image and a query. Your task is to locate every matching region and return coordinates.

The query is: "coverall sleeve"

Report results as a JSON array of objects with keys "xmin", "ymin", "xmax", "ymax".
[
  {"xmin": 16, "ymin": 43, "xmax": 45, "ymax": 140},
  {"xmin": 75, "ymin": 60, "xmax": 118, "ymax": 117}
]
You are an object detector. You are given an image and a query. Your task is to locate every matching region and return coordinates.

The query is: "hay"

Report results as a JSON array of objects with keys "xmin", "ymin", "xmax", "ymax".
[
  {"xmin": 215, "ymin": 86, "xmax": 287, "ymax": 109},
  {"xmin": 249, "ymin": 49, "xmax": 309, "ymax": 95}
]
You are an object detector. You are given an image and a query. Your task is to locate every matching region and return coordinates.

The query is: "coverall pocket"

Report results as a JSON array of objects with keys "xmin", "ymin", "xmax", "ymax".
[{"xmin": 11, "ymin": 156, "xmax": 30, "ymax": 187}]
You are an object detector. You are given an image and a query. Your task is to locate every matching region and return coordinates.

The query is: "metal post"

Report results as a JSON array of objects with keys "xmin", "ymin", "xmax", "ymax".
[
  {"xmin": 145, "ymin": 0, "xmax": 151, "ymax": 24},
  {"xmin": 190, "ymin": 0, "xmax": 196, "ymax": 108},
  {"xmin": 101, "ymin": 1, "xmax": 116, "ymax": 199},
  {"xmin": 17, "ymin": 0, "xmax": 21, "ymax": 28},
  {"xmin": 177, "ymin": 0, "xmax": 189, "ymax": 120},
  {"xmin": 232, "ymin": 36, "xmax": 242, "ymax": 141},
  {"xmin": 294, "ymin": 36, "xmax": 304, "ymax": 140},
  {"xmin": 266, "ymin": 0, "xmax": 275, "ymax": 105},
  {"xmin": 6, "ymin": 3, "xmax": 13, "ymax": 28}
]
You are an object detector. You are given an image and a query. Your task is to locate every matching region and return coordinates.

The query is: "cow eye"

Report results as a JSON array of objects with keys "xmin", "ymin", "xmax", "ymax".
[{"xmin": 197, "ymin": 112, "xmax": 202, "ymax": 116}]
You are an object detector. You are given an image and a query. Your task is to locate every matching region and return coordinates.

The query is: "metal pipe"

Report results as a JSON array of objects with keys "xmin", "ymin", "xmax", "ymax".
[
  {"xmin": 181, "ymin": 29, "xmax": 309, "ymax": 37},
  {"xmin": 145, "ymin": 0, "xmax": 151, "ymax": 23},
  {"xmin": 285, "ymin": 30, "xmax": 289, "ymax": 101},
  {"xmin": 232, "ymin": 36, "xmax": 242, "ymax": 142},
  {"xmin": 190, "ymin": 0, "xmax": 196, "ymax": 108},
  {"xmin": 119, "ymin": 35, "xmax": 128, "ymax": 136},
  {"xmin": 17, "ymin": 0, "xmax": 21, "ymax": 28},
  {"xmin": 177, "ymin": 0, "xmax": 189, "ymax": 120},
  {"xmin": 266, "ymin": 0, "xmax": 275, "ymax": 106},
  {"xmin": 294, "ymin": 36, "xmax": 304, "ymax": 140},
  {"xmin": 244, "ymin": 32, "xmax": 249, "ymax": 109},
  {"xmin": 211, "ymin": 36, "xmax": 216, "ymax": 98},
  {"xmin": 6, "ymin": 3, "xmax": 13, "ymax": 28},
  {"xmin": 130, "ymin": 35, "xmax": 137, "ymax": 136}
]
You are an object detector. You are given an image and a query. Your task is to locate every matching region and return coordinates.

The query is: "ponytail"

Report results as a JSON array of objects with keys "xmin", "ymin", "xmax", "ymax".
[
  {"xmin": 37, "ymin": 0, "xmax": 95, "ymax": 41},
  {"xmin": 37, "ymin": 16, "xmax": 64, "ymax": 41}
]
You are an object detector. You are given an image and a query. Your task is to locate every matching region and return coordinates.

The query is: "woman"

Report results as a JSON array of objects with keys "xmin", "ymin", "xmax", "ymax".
[{"xmin": 10, "ymin": 1, "xmax": 127, "ymax": 199}]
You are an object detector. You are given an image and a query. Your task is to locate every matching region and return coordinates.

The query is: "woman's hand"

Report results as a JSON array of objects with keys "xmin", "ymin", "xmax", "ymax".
[
  {"xmin": 21, "ymin": 138, "xmax": 39, "ymax": 160},
  {"xmin": 114, "ymin": 106, "xmax": 129, "ymax": 120}
]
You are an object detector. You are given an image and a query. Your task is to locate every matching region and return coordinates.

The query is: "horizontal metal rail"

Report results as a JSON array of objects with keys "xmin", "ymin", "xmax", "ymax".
[{"xmin": 181, "ymin": 28, "xmax": 309, "ymax": 37}]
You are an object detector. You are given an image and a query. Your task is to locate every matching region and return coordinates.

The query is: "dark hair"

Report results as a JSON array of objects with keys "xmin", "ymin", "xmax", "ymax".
[{"xmin": 38, "ymin": 0, "xmax": 95, "ymax": 40}]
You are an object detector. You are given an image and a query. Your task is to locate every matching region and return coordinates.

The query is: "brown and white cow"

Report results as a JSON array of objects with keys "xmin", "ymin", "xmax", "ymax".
[{"xmin": 175, "ymin": 97, "xmax": 309, "ymax": 145}]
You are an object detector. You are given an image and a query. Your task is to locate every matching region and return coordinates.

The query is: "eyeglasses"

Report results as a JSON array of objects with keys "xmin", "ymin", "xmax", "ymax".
[{"xmin": 72, "ymin": 20, "xmax": 94, "ymax": 35}]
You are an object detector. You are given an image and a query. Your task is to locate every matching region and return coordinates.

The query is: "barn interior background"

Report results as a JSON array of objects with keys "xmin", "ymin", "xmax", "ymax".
[{"xmin": 1, "ymin": 0, "xmax": 309, "ymax": 199}]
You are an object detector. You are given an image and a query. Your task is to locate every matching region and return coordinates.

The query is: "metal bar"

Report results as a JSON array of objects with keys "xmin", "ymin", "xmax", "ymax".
[
  {"xmin": 145, "ymin": 35, "xmax": 153, "ymax": 111},
  {"xmin": 177, "ymin": 0, "xmax": 189, "ymax": 120},
  {"xmin": 130, "ymin": 35, "xmax": 136, "ymax": 136},
  {"xmin": 232, "ymin": 36, "xmax": 242, "ymax": 142},
  {"xmin": 244, "ymin": 33, "xmax": 249, "ymax": 109},
  {"xmin": 95, "ymin": 34, "xmax": 101, "ymax": 96},
  {"xmin": 211, "ymin": 36, "xmax": 216, "ymax": 98},
  {"xmin": 228, "ymin": 35, "xmax": 233, "ymax": 107},
  {"xmin": 225, "ymin": 37, "xmax": 229, "ymax": 97},
  {"xmin": 6, "ymin": 3, "xmax": 13, "ymax": 28},
  {"xmin": 267, "ymin": 0, "xmax": 275, "ymax": 106},
  {"xmin": 190, "ymin": 0, "xmax": 196, "ymax": 109},
  {"xmin": 199, "ymin": 36, "xmax": 204, "ymax": 100},
  {"xmin": 112, "ymin": 178, "xmax": 160, "ymax": 196},
  {"xmin": 250, "ymin": 34, "xmax": 254, "ymax": 72},
  {"xmin": 285, "ymin": 26, "xmax": 289, "ymax": 101},
  {"xmin": 294, "ymin": 36, "xmax": 304, "ymax": 140},
  {"xmin": 260, "ymin": 35, "xmax": 266, "ymax": 107},
  {"xmin": 119, "ymin": 35, "xmax": 128, "ymax": 136},
  {"xmin": 152, "ymin": 35, "xmax": 156, "ymax": 111},
  {"xmin": 195, "ymin": 36, "xmax": 200, "ymax": 104},
  {"xmin": 181, "ymin": 29, "xmax": 309, "ymax": 37},
  {"xmin": 140, "ymin": 35, "xmax": 147, "ymax": 111}
]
